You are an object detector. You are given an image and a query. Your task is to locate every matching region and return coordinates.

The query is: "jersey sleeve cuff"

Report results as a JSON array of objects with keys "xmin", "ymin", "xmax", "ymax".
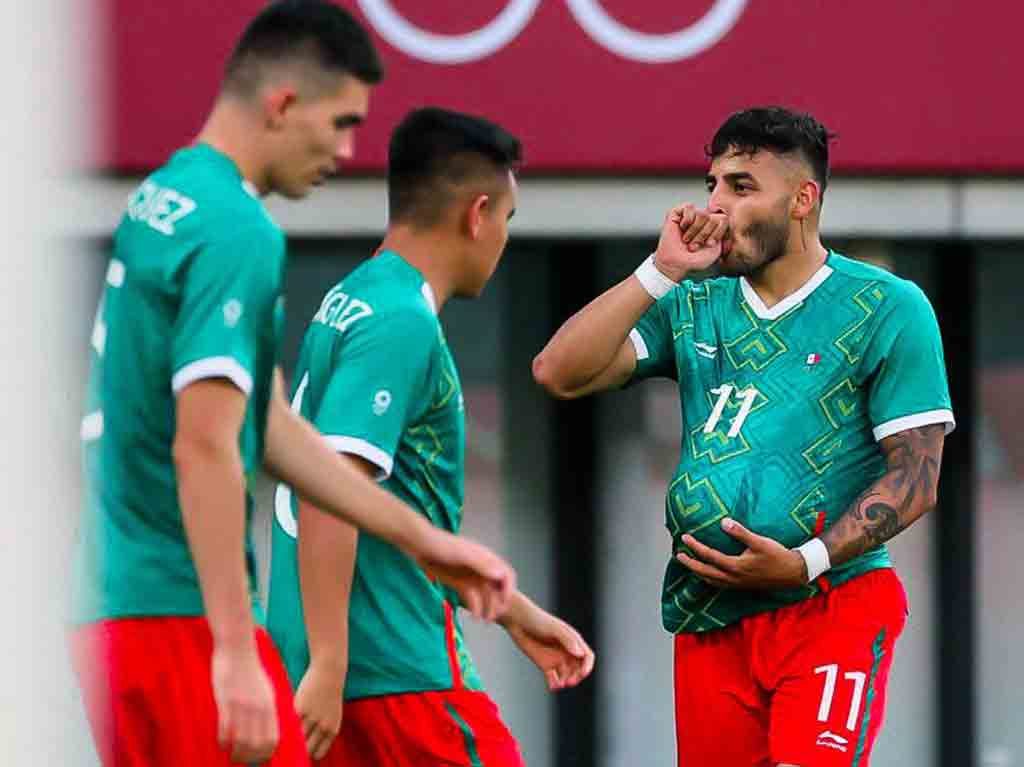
[
  {"xmin": 324, "ymin": 435, "xmax": 394, "ymax": 480},
  {"xmin": 172, "ymin": 356, "xmax": 253, "ymax": 396},
  {"xmin": 629, "ymin": 328, "xmax": 650, "ymax": 361},
  {"xmin": 872, "ymin": 409, "xmax": 956, "ymax": 442}
]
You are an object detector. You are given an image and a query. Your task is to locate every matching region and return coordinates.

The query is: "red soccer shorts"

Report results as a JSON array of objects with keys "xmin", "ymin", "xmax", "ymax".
[
  {"xmin": 674, "ymin": 568, "xmax": 908, "ymax": 767},
  {"xmin": 70, "ymin": 616, "xmax": 309, "ymax": 767},
  {"xmin": 321, "ymin": 688, "xmax": 524, "ymax": 767}
]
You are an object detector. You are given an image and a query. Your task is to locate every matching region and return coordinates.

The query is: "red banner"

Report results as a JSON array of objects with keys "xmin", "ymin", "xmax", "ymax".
[{"xmin": 102, "ymin": 1, "xmax": 1017, "ymax": 174}]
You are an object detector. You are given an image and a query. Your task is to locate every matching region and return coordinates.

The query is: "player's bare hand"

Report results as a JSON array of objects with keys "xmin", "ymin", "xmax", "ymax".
[
  {"xmin": 506, "ymin": 609, "xmax": 595, "ymax": 691},
  {"xmin": 295, "ymin": 660, "xmax": 345, "ymax": 760},
  {"xmin": 653, "ymin": 204, "xmax": 728, "ymax": 282},
  {"xmin": 419, "ymin": 529, "xmax": 516, "ymax": 622},
  {"xmin": 211, "ymin": 641, "xmax": 279, "ymax": 764},
  {"xmin": 676, "ymin": 518, "xmax": 807, "ymax": 590}
]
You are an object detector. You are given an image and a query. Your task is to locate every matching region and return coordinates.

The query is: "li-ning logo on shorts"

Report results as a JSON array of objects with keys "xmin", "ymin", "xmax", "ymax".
[
  {"xmin": 223, "ymin": 299, "xmax": 243, "ymax": 328},
  {"xmin": 373, "ymin": 390, "xmax": 392, "ymax": 416},
  {"xmin": 816, "ymin": 731, "xmax": 849, "ymax": 753}
]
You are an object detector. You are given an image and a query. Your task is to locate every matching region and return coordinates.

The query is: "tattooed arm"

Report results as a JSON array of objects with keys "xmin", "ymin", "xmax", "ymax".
[
  {"xmin": 820, "ymin": 423, "xmax": 946, "ymax": 567},
  {"xmin": 674, "ymin": 423, "xmax": 947, "ymax": 590}
]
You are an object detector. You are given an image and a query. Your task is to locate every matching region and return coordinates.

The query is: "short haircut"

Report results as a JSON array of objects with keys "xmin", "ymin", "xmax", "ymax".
[
  {"xmin": 707, "ymin": 107, "xmax": 835, "ymax": 195},
  {"xmin": 224, "ymin": 0, "xmax": 383, "ymax": 97},
  {"xmin": 387, "ymin": 108, "xmax": 522, "ymax": 228}
]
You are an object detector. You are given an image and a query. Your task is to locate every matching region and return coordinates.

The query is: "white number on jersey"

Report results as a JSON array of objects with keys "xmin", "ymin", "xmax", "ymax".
[
  {"xmin": 274, "ymin": 372, "xmax": 310, "ymax": 539},
  {"xmin": 703, "ymin": 384, "xmax": 759, "ymax": 438},
  {"xmin": 82, "ymin": 259, "xmax": 126, "ymax": 443}
]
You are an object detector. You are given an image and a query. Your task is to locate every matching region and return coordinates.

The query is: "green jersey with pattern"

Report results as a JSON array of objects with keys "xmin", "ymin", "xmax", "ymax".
[
  {"xmin": 267, "ymin": 251, "xmax": 482, "ymax": 700},
  {"xmin": 629, "ymin": 252, "xmax": 953, "ymax": 634},
  {"xmin": 72, "ymin": 144, "xmax": 286, "ymax": 623}
]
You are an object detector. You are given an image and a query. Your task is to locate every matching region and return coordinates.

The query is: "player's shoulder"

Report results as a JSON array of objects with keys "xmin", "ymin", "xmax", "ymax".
[
  {"xmin": 660, "ymin": 273, "xmax": 738, "ymax": 316},
  {"xmin": 314, "ymin": 253, "xmax": 439, "ymax": 343},
  {"xmin": 827, "ymin": 252, "xmax": 902, "ymax": 285},
  {"xmin": 698, "ymin": 273, "xmax": 741, "ymax": 297},
  {"xmin": 143, "ymin": 144, "xmax": 281, "ymax": 245},
  {"xmin": 346, "ymin": 252, "xmax": 437, "ymax": 319},
  {"xmin": 827, "ymin": 252, "xmax": 932, "ymax": 311}
]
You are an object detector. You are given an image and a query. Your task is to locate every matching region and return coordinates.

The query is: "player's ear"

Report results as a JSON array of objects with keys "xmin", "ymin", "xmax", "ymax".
[
  {"xmin": 263, "ymin": 86, "xmax": 298, "ymax": 130},
  {"xmin": 792, "ymin": 178, "xmax": 820, "ymax": 221},
  {"xmin": 466, "ymin": 193, "xmax": 490, "ymax": 240}
]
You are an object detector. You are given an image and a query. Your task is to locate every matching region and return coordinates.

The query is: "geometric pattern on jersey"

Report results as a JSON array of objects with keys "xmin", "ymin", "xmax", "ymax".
[
  {"xmin": 267, "ymin": 251, "xmax": 483, "ymax": 700},
  {"xmin": 72, "ymin": 144, "xmax": 286, "ymax": 624},
  {"xmin": 630, "ymin": 252, "xmax": 953, "ymax": 634}
]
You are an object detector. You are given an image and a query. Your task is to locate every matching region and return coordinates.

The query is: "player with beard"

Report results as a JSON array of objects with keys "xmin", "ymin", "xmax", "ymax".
[{"xmin": 533, "ymin": 107, "xmax": 954, "ymax": 766}]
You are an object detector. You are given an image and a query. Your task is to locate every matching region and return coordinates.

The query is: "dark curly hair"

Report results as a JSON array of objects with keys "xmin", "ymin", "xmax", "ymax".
[{"xmin": 707, "ymin": 107, "xmax": 836, "ymax": 195}]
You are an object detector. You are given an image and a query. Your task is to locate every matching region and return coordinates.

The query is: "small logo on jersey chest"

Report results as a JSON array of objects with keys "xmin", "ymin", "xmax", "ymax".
[
  {"xmin": 223, "ymin": 299, "xmax": 243, "ymax": 328},
  {"xmin": 372, "ymin": 390, "xmax": 392, "ymax": 416},
  {"xmin": 806, "ymin": 353, "xmax": 821, "ymax": 366}
]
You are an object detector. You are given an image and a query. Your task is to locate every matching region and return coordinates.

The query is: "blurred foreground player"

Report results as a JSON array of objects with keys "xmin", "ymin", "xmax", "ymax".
[
  {"xmin": 267, "ymin": 108, "xmax": 594, "ymax": 766},
  {"xmin": 533, "ymin": 107, "xmax": 952, "ymax": 766},
  {"xmin": 70, "ymin": 5, "xmax": 514, "ymax": 766}
]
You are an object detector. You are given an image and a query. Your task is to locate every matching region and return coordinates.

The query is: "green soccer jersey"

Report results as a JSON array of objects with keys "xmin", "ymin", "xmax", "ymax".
[
  {"xmin": 267, "ymin": 251, "xmax": 482, "ymax": 700},
  {"xmin": 629, "ymin": 252, "xmax": 954, "ymax": 634},
  {"xmin": 72, "ymin": 144, "xmax": 286, "ymax": 624}
]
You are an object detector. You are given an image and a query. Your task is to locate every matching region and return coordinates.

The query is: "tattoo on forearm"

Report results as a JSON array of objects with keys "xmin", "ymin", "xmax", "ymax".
[{"xmin": 821, "ymin": 424, "xmax": 945, "ymax": 566}]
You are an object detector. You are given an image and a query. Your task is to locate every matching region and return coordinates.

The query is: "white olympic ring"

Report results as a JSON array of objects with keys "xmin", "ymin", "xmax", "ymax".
[
  {"xmin": 566, "ymin": 0, "xmax": 749, "ymax": 63},
  {"xmin": 356, "ymin": 0, "xmax": 748, "ymax": 65},
  {"xmin": 357, "ymin": 0, "xmax": 541, "ymax": 65}
]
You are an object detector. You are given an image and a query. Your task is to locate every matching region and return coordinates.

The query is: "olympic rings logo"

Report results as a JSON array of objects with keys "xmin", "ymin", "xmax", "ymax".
[{"xmin": 356, "ymin": 0, "xmax": 749, "ymax": 65}]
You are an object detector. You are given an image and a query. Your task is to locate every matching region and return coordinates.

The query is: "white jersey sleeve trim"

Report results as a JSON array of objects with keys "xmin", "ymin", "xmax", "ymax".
[
  {"xmin": 80, "ymin": 411, "xmax": 104, "ymax": 442},
  {"xmin": 629, "ymin": 328, "xmax": 650, "ymax": 361},
  {"xmin": 172, "ymin": 356, "xmax": 253, "ymax": 396},
  {"xmin": 420, "ymin": 282, "xmax": 438, "ymax": 315},
  {"xmin": 873, "ymin": 409, "xmax": 956, "ymax": 442},
  {"xmin": 324, "ymin": 435, "xmax": 394, "ymax": 480}
]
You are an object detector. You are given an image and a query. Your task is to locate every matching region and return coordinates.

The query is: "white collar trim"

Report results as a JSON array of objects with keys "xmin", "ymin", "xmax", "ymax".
[
  {"xmin": 740, "ymin": 263, "xmax": 834, "ymax": 320},
  {"xmin": 421, "ymin": 282, "xmax": 438, "ymax": 315}
]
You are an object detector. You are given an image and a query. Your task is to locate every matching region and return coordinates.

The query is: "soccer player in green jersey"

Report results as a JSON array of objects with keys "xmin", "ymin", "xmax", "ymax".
[
  {"xmin": 533, "ymin": 107, "xmax": 953, "ymax": 766},
  {"xmin": 267, "ymin": 108, "xmax": 595, "ymax": 766},
  {"xmin": 70, "ymin": 5, "xmax": 514, "ymax": 766}
]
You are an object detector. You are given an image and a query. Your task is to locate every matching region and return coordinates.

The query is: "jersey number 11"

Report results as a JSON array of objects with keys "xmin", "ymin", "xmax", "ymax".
[{"xmin": 703, "ymin": 385, "xmax": 759, "ymax": 438}]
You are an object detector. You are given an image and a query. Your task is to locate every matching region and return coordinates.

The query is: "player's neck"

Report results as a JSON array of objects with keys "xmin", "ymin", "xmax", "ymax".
[
  {"xmin": 745, "ymin": 239, "xmax": 829, "ymax": 309},
  {"xmin": 196, "ymin": 101, "xmax": 270, "ymax": 195},
  {"xmin": 378, "ymin": 227, "xmax": 458, "ymax": 311}
]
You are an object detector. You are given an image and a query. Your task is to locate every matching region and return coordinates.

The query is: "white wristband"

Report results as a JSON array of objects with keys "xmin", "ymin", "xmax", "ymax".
[
  {"xmin": 634, "ymin": 254, "xmax": 678, "ymax": 300},
  {"xmin": 795, "ymin": 538, "xmax": 831, "ymax": 582}
]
